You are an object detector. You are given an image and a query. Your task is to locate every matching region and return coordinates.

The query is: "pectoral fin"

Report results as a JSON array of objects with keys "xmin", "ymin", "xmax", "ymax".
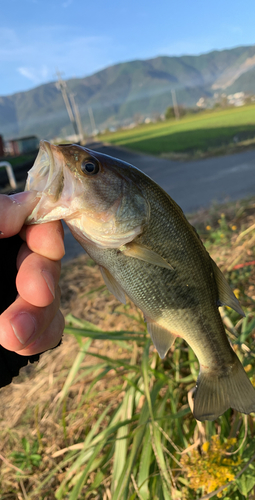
[
  {"xmin": 211, "ymin": 259, "xmax": 245, "ymax": 317},
  {"xmin": 120, "ymin": 242, "xmax": 174, "ymax": 271},
  {"xmin": 146, "ymin": 321, "xmax": 177, "ymax": 358},
  {"xmin": 99, "ymin": 266, "xmax": 126, "ymax": 304}
]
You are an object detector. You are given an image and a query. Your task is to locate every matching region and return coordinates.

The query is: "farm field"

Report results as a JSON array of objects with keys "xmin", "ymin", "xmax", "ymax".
[{"xmin": 100, "ymin": 105, "xmax": 255, "ymax": 157}]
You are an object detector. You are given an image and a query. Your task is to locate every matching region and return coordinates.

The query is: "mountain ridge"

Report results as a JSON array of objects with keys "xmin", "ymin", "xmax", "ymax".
[{"xmin": 1, "ymin": 44, "xmax": 255, "ymax": 140}]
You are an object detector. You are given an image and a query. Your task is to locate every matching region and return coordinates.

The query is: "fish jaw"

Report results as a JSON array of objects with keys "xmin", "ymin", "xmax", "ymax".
[
  {"xmin": 25, "ymin": 141, "xmax": 149, "ymax": 249},
  {"xmin": 25, "ymin": 141, "xmax": 85, "ymax": 224}
]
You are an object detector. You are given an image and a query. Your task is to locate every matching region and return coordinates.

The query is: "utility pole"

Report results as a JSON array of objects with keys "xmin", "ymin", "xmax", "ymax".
[
  {"xmin": 55, "ymin": 71, "xmax": 79, "ymax": 138},
  {"xmin": 69, "ymin": 92, "xmax": 85, "ymax": 143},
  {"xmin": 88, "ymin": 106, "xmax": 97, "ymax": 135},
  {"xmin": 171, "ymin": 89, "xmax": 180, "ymax": 120}
]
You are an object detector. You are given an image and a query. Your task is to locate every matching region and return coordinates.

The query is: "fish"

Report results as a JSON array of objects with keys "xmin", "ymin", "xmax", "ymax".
[{"xmin": 25, "ymin": 140, "xmax": 255, "ymax": 421}]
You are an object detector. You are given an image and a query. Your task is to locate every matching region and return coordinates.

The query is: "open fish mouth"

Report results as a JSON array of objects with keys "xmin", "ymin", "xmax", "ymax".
[
  {"xmin": 25, "ymin": 140, "xmax": 57, "ymax": 194},
  {"xmin": 25, "ymin": 140, "xmax": 82, "ymax": 224}
]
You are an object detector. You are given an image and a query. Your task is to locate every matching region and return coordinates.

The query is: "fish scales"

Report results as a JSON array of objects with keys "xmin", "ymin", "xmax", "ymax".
[
  {"xmin": 25, "ymin": 141, "xmax": 255, "ymax": 421},
  {"xmin": 81, "ymin": 177, "xmax": 232, "ymax": 364}
]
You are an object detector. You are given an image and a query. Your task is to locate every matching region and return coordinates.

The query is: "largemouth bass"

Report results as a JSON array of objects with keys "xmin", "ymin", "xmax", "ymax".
[{"xmin": 25, "ymin": 140, "xmax": 255, "ymax": 421}]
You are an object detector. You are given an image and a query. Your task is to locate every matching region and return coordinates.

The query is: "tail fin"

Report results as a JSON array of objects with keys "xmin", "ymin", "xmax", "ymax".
[{"xmin": 193, "ymin": 355, "xmax": 255, "ymax": 421}]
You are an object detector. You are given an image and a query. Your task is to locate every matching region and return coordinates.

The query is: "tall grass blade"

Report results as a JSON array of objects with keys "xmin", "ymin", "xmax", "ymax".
[
  {"xmin": 111, "ymin": 380, "xmax": 164, "ymax": 500},
  {"xmin": 111, "ymin": 377, "xmax": 136, "ymax": 493},
  {"xmin": 57, "ymin": 338, "xmax": 92, "ymax": 406},
  {"xmin": 137, "ymin": 425, "xmax": 152, "ymax": 499}
]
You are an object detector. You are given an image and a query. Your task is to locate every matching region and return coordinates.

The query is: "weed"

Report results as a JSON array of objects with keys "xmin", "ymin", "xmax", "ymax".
[{"xmin": 10, "ymin": 437, "xmax": 42, "ymax": 473}]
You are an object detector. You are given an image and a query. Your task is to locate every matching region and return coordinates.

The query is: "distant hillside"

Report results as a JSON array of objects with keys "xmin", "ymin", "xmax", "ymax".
[{"xmin": 1, "ymin": 44, "xmax": 255, "ymax": 140}]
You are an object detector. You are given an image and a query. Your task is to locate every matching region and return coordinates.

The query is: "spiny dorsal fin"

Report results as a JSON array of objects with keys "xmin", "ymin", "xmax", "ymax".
[
  {"xmin": 146, "ymin": 321, "xmax": 177, "ymax": 358},
  {"xmin": 211, "ymin": 259, "xmax": 245, "ymax": 317},
  {"xmin": 120, "ymin": 242, "xmax": 174, "ymax": 271},
  {"xmin": 99, "ymin": 266, "xmax": 126, "ymax": 304}
]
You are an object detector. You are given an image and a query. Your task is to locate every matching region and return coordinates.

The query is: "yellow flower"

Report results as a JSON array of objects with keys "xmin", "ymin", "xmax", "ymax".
[
  {"xmin": 233, "ymin": 288, "xmax": 240, "ymax": 299},
  {"xmin": 206, "ymin": 225, "xmax": 211, "ymax": 231},
  {"xmin": 231, "ymin": 225, "xmax": 237, "ymax": 231},
  {"xmin": 227, "ymin": 437, "xmax": 237, "ymax": 446},
  {"xmin": 180, "ymin": 435, "xmax": 240, "ymax": 497},
  {"xmin": 244, "ymin": 364, "xmax": 252, "ymax": 373},
  {"xmin": 202, "ymin": 441, "xmax": 210, "ymax": 452}
]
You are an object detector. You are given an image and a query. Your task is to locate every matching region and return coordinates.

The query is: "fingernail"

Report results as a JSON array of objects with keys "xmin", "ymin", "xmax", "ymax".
[
  {"xmin": 42, "ymin": 270, "xmax": 55, "ymax": 298},
  {"xmin": 9, "ymin": 190, "xmax": 38, "ymax": 205},
  {"xmin": 10, "ymin": 312, "xmax": 36, "ymax": 345}
]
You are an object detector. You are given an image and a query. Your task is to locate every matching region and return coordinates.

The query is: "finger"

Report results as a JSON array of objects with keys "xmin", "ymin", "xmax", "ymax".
[
  {"xmin": 17, "ymin": 310, "xmax": 65, "ymax": 356},
  {"xmin": 0, "ymin": 192, "xmax": 38, "ymax": 238},
  {"xmin": 22, "ymin": 220, "xmax": 65, "ymax": 261},
  {"xmin": 16, "ymin": 241, "xmax": 31, "ymax": 269},
  {"xmin": 16, "ymin": 250, "xmax": 61, "ymax": 307},
  {"xmin": 0, "ymin": 288, "xmax": 61, "ymax": 352}
]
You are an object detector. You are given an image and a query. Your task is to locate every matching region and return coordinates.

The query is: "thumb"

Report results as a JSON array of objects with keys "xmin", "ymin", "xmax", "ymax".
[{"xmin": 0, "ymin": 191, "xmax": 39, "ymax": 238}]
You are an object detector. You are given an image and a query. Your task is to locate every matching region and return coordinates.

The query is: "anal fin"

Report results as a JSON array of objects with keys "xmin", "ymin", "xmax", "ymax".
[
  {"xmin": 99, "ymin": 266, "xmax": 126, "ymax": 304},
  {"xmin": 147, "ymin": 321, "xmax": 177, "ymax": 358}
]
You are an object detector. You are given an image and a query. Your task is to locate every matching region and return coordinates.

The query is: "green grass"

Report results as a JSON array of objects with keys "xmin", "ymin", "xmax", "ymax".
[
  {"xmin": 100, "ymin": 105, "xmax": 255, "ymax": 155},
  {"xmin": 1, "ymin": 200, "xmax": 255, "ymax": 499},
  {"xmin": 36, "ymin": 312, "xmax": 255, "ymax": 499}
]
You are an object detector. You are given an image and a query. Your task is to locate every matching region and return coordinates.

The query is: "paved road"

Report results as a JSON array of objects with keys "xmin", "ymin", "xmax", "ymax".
[{"xmin": 62, "ymin": 144, "xmax": 255, "ymax": 262}]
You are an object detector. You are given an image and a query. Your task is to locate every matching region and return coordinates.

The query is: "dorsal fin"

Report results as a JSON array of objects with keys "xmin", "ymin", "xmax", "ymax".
[{"xmin": 211, "ymin": 259, "xmax": 245, "ymax": 317}]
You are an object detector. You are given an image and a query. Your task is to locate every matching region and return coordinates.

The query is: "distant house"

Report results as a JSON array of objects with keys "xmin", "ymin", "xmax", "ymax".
[
  {"xmin": 196, "ymin": 97, "xmax": 206, "ymax": 108},
  {"xmin": 5, "ymin": 135, "xmax": 39, "ymax": 156},
  {"xmin": 227, "ymin": 92, "xmax": 245, "ymax": 107}
]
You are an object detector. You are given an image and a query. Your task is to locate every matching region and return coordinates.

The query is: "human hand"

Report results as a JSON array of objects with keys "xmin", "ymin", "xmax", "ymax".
[{"xmin": 0, "ymin": 191, "xmax": 65, "ymax": 357}]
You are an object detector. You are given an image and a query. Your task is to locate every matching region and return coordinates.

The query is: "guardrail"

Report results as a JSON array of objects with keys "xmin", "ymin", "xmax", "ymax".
[{"xmin": 0, "ymin": 162, "xmax": 17, "ymax": 190}]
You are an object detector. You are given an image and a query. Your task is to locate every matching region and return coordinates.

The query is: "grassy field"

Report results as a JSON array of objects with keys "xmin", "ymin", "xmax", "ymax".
[
  {"xmin": 99, "ymin": 105, "xmax": 255, "ymax": 157},
  {"xmin": 1, "ymin": 197, "xmax": 255, "ymax": 499}
]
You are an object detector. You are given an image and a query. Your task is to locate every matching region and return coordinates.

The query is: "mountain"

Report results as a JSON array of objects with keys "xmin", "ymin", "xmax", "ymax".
[{"xmin": 1, "ymin": 44, "xmax": 255, "ymax": 140}]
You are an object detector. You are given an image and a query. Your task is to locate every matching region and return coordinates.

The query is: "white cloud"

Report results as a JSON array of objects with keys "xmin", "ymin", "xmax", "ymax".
[
  {"xmin": 18, "ymin": 67, "xmax": 38, "ymax": 82},
  {"xmin": 17, "ymin": 65, "xmax": 50, "ymax": 83},
  {"xmin": 0, "ymin": 24, "xmax": 113, "ymax": 79}
]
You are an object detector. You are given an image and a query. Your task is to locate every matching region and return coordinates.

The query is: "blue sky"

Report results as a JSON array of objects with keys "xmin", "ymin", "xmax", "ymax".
[{"xmin": 1, "ymin": 0, "xmax": 255, "ymax": 96}]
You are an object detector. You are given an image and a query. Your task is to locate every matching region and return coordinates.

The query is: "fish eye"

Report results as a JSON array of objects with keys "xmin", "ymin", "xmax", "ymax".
[{"xmin": 81, "ymin": 159, "xmax": 99, "ymax": 175}]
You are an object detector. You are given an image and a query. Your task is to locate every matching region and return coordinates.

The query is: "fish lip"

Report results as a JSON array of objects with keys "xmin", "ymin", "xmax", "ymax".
[
  {"xmin": 25, "ymin": 140, "xmax": 55, "ymax": 193},
  {"xmin": 42, "ymin": 140, "xmax": 55, "ymax": 179},
  {"xmin": 40, "ymin": 140, "xmax": 59, "ymax": 198},
  {"xmin": 25, "ymin": 140, "xmax": 68, "ymax": 224}
]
